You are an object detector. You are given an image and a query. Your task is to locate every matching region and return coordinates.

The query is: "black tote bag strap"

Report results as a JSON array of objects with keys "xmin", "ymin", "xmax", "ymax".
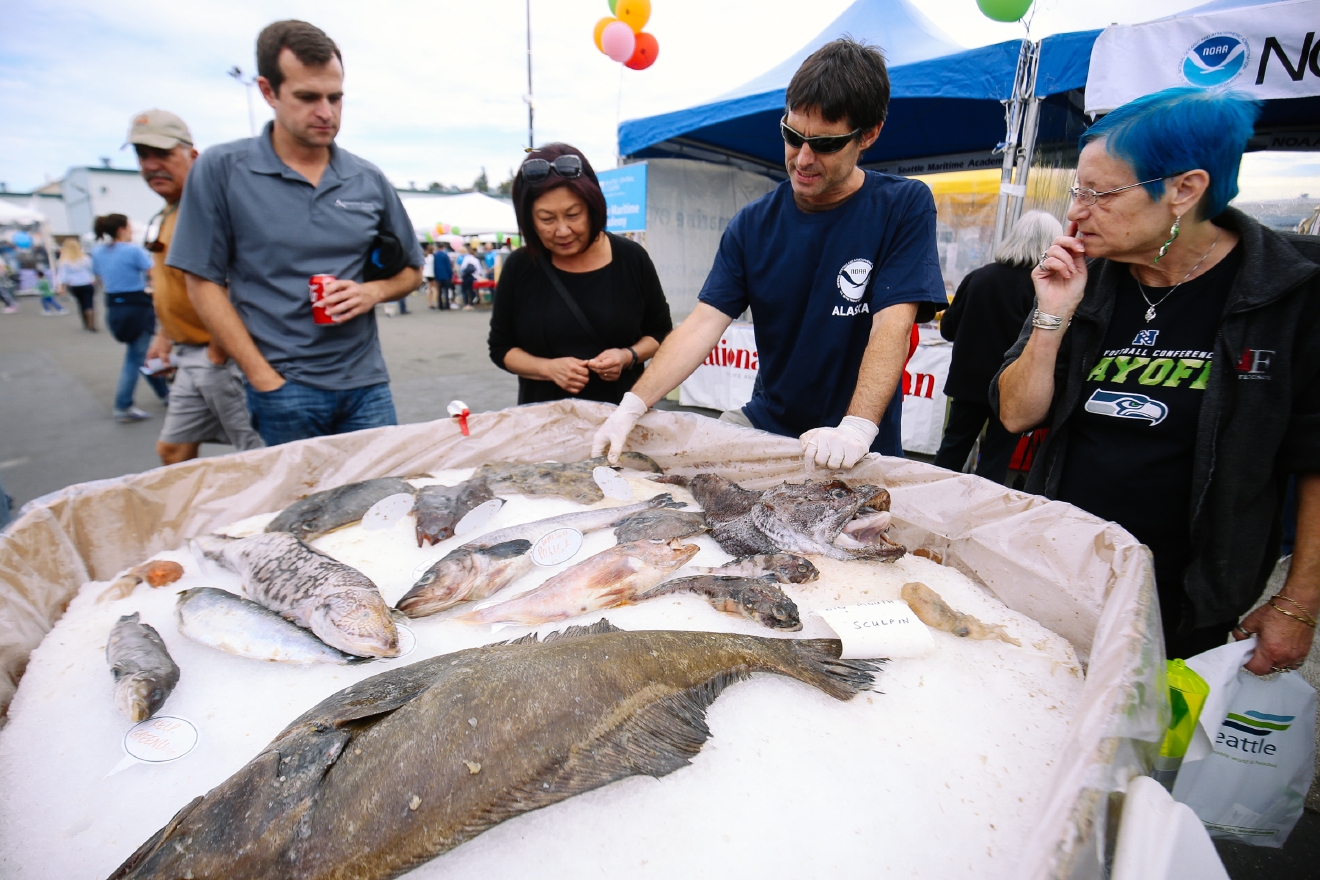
[{"xmin": 534, "ymin": 254, "xmax": 607, "ymax": 350}]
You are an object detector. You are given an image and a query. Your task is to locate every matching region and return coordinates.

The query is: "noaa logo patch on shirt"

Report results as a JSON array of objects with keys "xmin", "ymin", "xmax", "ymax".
[
  {"xmin": 836, "ymin": 259, "xmax": 873, "ymax": 302},
  {"xmin": 1083, "ymin": 389, "xmax": 1169, "ymax": 426},
  {"xmin": 1181, "ymin": 33, "xmax": 1249, "ymax": 88}
]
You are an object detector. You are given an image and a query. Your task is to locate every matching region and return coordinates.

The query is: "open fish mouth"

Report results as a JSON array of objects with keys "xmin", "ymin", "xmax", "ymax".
[{"xmin": 831, "ymin": 511, "xmax": 904, "ymax": 558}]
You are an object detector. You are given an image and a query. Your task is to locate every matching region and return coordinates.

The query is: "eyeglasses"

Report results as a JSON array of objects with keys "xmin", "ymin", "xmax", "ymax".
[
  {"xmin": 779, "ymin": 116, "xmax": 861, "ymax": 154},
  {"xmin": 1069, "ymin": 177, "xmax": 1167, "ymax": 206},
  {"xmin": 520, "ymin": 155, "xmax": 584, "ymax": 183}
]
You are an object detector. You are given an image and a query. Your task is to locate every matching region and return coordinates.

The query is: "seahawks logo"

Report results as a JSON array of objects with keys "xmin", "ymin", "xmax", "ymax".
[{"xmin": 1084, "ymin": 390, "xmax": 1168, "ymax": 426}]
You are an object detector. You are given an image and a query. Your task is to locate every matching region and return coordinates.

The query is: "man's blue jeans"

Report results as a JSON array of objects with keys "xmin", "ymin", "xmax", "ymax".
[{"xmin": 245, "ymin": 379, "xmax": 397, "ymax": 446}]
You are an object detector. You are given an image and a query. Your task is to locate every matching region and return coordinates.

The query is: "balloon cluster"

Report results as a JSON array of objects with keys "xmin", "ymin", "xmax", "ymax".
[{"xmin": 593, "ymin": 0, "xmax": 658, "ymax": 71}]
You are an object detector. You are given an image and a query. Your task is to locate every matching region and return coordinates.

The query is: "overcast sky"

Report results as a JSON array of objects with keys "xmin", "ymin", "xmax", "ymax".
[{"xmin": 0, "ymin": 0, "xmax": 1311, "ymax": 198}]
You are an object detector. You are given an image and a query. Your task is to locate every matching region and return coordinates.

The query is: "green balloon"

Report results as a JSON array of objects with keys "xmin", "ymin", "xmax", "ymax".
[
  {"xmin": 608, "ymin": 0, "xmax": 617, "ymax": 13},
  {"xmin": 976, "ymin": 0, "xmax": 1032, "ymax": 23}
]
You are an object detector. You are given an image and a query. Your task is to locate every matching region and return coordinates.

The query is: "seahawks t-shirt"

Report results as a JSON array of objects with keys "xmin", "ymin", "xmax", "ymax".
[
  {"xmin": 698, "ymin": 172, "xmax": 946, "ymax": 456},
  {"xmin": 1057, "ymin": 246, "xmax": 1241, "ymax": 594}
]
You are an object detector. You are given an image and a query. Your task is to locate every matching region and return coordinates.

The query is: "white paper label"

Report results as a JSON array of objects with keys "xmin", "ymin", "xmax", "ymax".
[
  {"xmin": 593, "ymin": 466, "xmax": 634, "ymax": 501},
  {"xmin": 454, "ymin": 498, "xmax": 504, "ymax": 537},
  {"xmin": 361, "ymin": 493, "xmax": 416, "ymax": 530},
  {"xmin": 113, "ymin": 715, "xmax": 199, "ymax": 773},
  {"xmin": 816, "ymin": 600, "xmax": 934, "ymax": 659},
  {"xmin": 395, "ymin": 624, "xmax": 417, "ymax": 657},
  {"xmin": 530, "ymin": 528, "xmax": 583, "ymax": 566},
  {"xmin": 412, "ymin": 557, "xmax": 443, "ymax": 581}
]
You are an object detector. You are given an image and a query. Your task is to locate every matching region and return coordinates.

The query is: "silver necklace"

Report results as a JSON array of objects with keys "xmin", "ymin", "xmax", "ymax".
[{"xmin": 1134, "ymin": 232, "xmax": 1220, "ymax": 322}]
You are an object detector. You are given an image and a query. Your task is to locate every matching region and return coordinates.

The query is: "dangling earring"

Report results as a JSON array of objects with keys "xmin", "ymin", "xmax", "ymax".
[{"xmin": 1155, "ymin": 214, "xmax": 1181, "ymax": 264}]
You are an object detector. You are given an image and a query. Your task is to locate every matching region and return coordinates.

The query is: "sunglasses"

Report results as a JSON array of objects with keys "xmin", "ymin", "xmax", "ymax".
[
  {"xmin": 143, "ymin": 204, "xmax": 176, "ymax": 253},
  {"xmin": 521, "ymin": 155, "xmax": 584, "ymax": 183},
  {"xmin": 779, "ymin": 116, "xmax": 861, "ymax": 154}
]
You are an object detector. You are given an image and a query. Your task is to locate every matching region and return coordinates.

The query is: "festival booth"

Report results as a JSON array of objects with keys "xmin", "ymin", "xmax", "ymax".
[
  {"xmin": 0, "ymin": 400, "xmax": 1164, "ymax": 878},
  {"xmin": 399, "ymin": 191, "xmax": 519, "ymax": 242}
]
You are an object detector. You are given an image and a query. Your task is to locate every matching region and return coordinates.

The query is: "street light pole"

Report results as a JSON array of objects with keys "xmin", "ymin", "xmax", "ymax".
[
  {"xmin": 227, "ymin": 66, "xmax": 257, "ymax": 137},
  {"xmin": 525, "ymin": 0, "xmax": 534, "ymax": 151}
]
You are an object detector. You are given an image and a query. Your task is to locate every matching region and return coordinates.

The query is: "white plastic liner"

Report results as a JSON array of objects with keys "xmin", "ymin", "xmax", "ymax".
[{"xmin": 0, "ymin": 399, "xmax": 1164, "ymax": 879}]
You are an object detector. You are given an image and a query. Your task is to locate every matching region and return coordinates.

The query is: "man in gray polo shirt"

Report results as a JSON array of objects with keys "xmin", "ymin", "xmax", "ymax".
[{"xmin": 168, "ymin": 19, "xmax": 422, "ymax": 445}]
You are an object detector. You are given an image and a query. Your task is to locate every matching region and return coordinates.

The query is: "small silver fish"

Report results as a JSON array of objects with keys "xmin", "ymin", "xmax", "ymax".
[
  {"xmin": 465, "ymin": 493, "xmax": 681, "ymax": 549},
  {"xmin": 697, "ymin": 553, "xmax": 820, "ymax": 584},
  {"xmin": 396, "ymin": 540, "xmax": 533, "ymax": 618},
  {"xmin": 193, "ymin": 533, "xmax": 400, "ymax": 658},
  {"xmin": 176, "ymin": 587, "xmax": 366, "ymax": 665},
  {"xmin": 106, "ymin": 613, "xmax": 180, "ymax": 722}
]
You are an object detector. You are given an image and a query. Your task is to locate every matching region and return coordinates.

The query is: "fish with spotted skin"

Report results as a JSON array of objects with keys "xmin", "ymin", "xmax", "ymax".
[
  {"xmin": 266, "ymin": 477, "xmax": 417, "ymax": 541},
  {"xmin": 106, "ymin": 613, "xmax": 180, "ymax": 722},
  {"xmin": 612, "ymin": 508, "xmax": 707, "ymax": 543},
  {"xmin": 696, "ymin": 553, "xmax": 819, "ymax": 584},
  {"xmin": 641, "ymin": 575, "xmax": 803, "ymax": 631},
  {"xmin": 455, "ymin": 539, "xmax": 700, "ymax": 627},
  {"xmin": 193, "ymin": 533, "xmax": 399, "ymax": 658},
  {"xmin": 106, "ymin": 620, "xmax": 880, "ymax": 880},
  {"xmin": 902, "ymin": 582, "xmax": 1020, "ymax": 646},
  {"xmin": 413, "ymin": 477, "xmax": 499, "ymax": 547},
  {"xmin": 474, "ymin": 452, "xmax": 663, "ymax": 504}
]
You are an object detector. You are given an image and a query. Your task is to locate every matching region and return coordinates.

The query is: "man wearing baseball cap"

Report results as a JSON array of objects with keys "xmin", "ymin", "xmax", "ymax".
[{"xmin": 130, "ymin": 109, "xmax": 263, "ymax": 464}]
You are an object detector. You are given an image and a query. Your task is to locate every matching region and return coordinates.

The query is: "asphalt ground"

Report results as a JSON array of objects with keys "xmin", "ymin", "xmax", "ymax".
[{"xmin": 0, "ymin": 288, "xmax": 1316, "ymax": 875}]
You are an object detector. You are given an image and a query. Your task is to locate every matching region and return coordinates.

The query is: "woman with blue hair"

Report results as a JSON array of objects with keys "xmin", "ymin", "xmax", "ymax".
[{"xmin": 995, "ymin": 88, "xmax": 1319, "ymax": 673}]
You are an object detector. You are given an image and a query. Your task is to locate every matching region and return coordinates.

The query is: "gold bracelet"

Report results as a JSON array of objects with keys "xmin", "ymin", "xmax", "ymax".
[
  {"xmin": 1274, "ymin": 594, "xmax": 1318, "ymax": 624},
  {"xmin": 1267, "ymin": 598, "xmax": 1318, "ymax": 628}
]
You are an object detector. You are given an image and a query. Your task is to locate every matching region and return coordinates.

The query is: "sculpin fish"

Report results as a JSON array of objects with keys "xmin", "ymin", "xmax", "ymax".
[
  {"xmin": 107, "ymin": 621, "xmax": 880, "ymax": 880},
  {"xmin": 902, "ymin": 582, "xmax": 1021, "ymax": 646},
  {"xmin": 455, "ymin": 539, "xmax": 701, "ymax": 627},
  {"xmin": 613, "ymin": 508, "xmax": 707, "ymax": 543},
  {"xmin": 697, "ymin": 553, "xmax": 820, "ymax": 584},
  {"xmin": 106, "ymin": 613, "xmax": 180, "ymax": 722},
  {"xmin": 474, "ymin": 452, "xmax": 663, "ymax": 503},
  {"xmin": 642, "ymin": 575, "xmax": 803, "ymax": 631},
  {"xmin": 176, "ymin": 587, "xmax": 366, "ymax": 665},
  {"xmin": 414, "ymin": 477, "xmax": 499, "ymax": 547},
  {"xmin": 193, "ymin": 533, "xmax": 400, "ymax": 658},
  {"xmin": 266, "ymin": 477, "xmax": 417, "ymax": 541},
  {"xmin": 396, "ymin": 495, "xmax": 682, "ymax": 618},
  {"xmin": 669, "ymin": 474, "xmax": 903, "ymax": 562}
]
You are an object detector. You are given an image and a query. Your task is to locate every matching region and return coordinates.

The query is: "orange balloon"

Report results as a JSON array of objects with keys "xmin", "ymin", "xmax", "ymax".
[
  {"xmin": 625, "ymin": 32, "xmax": 659, "ymax": 70},
  {"xmin": 615, "ymin": 0, "xmax": 651, "ymax": 34},
  {"xmin": 593, "ymin": 17, "xmax": 616, "ymax": 53}
]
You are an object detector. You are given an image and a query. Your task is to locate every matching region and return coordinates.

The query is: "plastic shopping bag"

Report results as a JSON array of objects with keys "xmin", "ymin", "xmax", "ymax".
[{"xmin": 1171, "ymin": 639, "xmax": 1317, "ymax": 847}]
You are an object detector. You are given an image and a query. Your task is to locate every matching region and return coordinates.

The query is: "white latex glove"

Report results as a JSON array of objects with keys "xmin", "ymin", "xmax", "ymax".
[
  {"xmin": 800, "ymin": 416, "xmax": 879, "ymax": 471},
  {"xmin": 591, "ymin": 392, "xmax": 649, "ymax": 463}
]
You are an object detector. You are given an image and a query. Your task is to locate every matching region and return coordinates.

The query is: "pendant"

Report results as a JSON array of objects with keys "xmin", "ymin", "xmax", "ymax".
[{"xmin": 1144, "ymin": 305, "xmax": 1156, "ymax": 322}]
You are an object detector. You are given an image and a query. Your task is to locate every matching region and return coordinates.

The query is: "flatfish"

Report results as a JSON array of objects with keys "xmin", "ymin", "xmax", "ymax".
[
  {"xmin": 413, "ymin": 477, "xmax": 499, "ymax": 547},
  {"xmin": 266, "ymin": 477, "xmax": 417, "ymax": 541},
  {"xmin": 176, "ymin": 588, "xmax": 366, "ymax": 665},
  {"xmin": 455, "ymin": 539, "xmax": 700, "ymax": 627},
  {"xmin": 612, "ymin": 508, "xmax": 708, "ymax": 543},
  {"xmin": 902, "ymin": 582, "xmax": 1020, "ymax": 646},
  {"xmin": 641, "ymin": 575, "xmax": 803, "ymax": 631},
  {"xmin": 106, "ymin": 613, "xmax": 180, "ymax": 722},
  {"xmin": 474, "ymin": 452, "xmax": 663, "ymax": 504},
  {"xmin": 107, "ymin": 621, "xmax": 880, "ymax": 880},
  {"xmin": 193, "ymin": 533, "xmax": 399, "ymax": 658}
]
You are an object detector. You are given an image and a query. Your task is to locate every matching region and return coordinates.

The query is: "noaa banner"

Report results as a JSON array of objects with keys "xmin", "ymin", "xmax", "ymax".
[{"xmin": 1085, "ymin": 0, "xmax": 1320, "ymax": 115}]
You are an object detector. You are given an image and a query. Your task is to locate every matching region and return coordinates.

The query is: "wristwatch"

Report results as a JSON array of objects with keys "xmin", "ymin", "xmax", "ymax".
[{"xmin": 1031, "ymin": 309, "xmax": 1067, "ymax": 331}]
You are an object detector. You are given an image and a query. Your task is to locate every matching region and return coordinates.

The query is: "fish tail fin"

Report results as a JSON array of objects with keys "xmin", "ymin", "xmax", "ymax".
[
  {"xmin": 651, "ymin": 475, "xmax": 690, "ymax": 487},
  {"xmin": 105, "ymin": 794, "xmax": 204, "ymax": 879},
  {"xmin": 780, "ymin": 639, "xmax": 883, "ymax": 701}
]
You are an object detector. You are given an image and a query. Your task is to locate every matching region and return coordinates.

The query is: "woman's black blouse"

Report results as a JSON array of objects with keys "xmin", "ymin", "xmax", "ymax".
[{"xmin": 488, "ymin": 233, "xmax": 673, "ymax": 404}]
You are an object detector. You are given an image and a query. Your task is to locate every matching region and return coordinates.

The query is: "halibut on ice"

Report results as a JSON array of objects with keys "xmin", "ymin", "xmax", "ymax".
[
  {"xmin": 176, "ymin": 587, "xmax": 366, "ymax": 665},
  {"xmin": 455, "ymin": 539, "xmax": 700, "ymax": 627},
  {"xmin": 193, "ymin": 533, "xmax": 399, "ymax": 658},
  {"xmin": 106, "ymin": 621, "xmax": 881, "ymax": 880},
  {"xmin": 106, "ymin": 613, "xmax": 180, "ymax": 723}
]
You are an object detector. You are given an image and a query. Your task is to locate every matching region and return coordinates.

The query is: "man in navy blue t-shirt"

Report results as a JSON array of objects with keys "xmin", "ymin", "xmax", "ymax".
[{"xmin": 593, "ymin": 39, "xmax": 945, "ymax": 469}]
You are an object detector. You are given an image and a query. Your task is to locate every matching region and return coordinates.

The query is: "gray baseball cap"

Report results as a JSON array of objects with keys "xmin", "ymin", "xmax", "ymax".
[{"xmin": 126, "ymin": 109, "xmax": 193, "ymax": 150}]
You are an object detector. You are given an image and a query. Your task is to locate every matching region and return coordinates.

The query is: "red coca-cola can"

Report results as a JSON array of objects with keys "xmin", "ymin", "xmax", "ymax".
[{"xmin": 309, "ymin": 274, "xmax": 336, "ymax": 325}]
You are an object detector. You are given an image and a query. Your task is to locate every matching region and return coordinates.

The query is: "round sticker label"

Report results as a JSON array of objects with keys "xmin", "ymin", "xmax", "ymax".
[
  {"xmin": 412, "ymin": 557, "xmax": 443, "ymax": 581},
  {"xmin": 531, "ymin": 528, "xmax": 583, "ymax": 566},
  {"xmin": 123, "ymin": 715, "xmax": 199, "ymax": 764},
  {"xmin": 395, "ymin": 624, "xmax": 417, "ymax": 657},
  {"xmin": 593, "ymin": 466, "xmax": 634, "ymax": 501},
  {"xmin": 454, "ymin": 498, "xmax": 505, "ymax": 537},
  {"xmin": 361, "ymin": 493, "xmax": 415, "ymax": 530}
]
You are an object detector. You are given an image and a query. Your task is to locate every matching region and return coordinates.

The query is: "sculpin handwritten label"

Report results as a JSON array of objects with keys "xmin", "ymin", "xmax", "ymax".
[
  {"xmin": 531, "ymin": 528, "xmax": 584, "ymax": 567},
  {"xmin": 817, "ymin": 600, "xmax": 934, "ymax": 659}
]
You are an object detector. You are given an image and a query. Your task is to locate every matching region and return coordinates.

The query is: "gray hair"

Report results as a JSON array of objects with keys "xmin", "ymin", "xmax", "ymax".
[{"xmin": 994, "ymin": 210, "xmax": 1064, "ymax": 267}]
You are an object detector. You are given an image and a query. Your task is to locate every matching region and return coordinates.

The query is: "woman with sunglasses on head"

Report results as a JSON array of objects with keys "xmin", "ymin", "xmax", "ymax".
[
  {"xmin": 996, "ymin": 88, "xmax": 1320, "ymax": 673},
  {"xmin": 91, "ymin": 213, "xmax": 170, "ymax": 422},
  {"xmin": 489, "ymin": 144, "xmax": 672, "ymax": 405}
]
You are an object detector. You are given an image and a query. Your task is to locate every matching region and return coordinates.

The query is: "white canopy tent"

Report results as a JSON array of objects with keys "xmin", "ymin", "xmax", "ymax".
[
  {"xmin": 398, "ymin": 191, "xmax": 518, "ymax": 240},
  {"xmin": 0, "ymin": 201, "xmax": 44, "ymax": 226}
]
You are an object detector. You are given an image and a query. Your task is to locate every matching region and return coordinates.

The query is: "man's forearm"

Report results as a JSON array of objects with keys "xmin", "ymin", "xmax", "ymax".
[
  {"xmin": 629, "ymin": 303, "xmax": 732, "ymax": 407},
  {"xmin": 846, "ymin": 302, "xmax": 918, "ymax": 424},
  {"xmin": 372, "ymin": 266, "xmax": 423, "ymax": 303},
  {"xmin": 1282, "ymin": 473, "xmax": 1320, "ymax": 611},
  {"xmin": 185, "ymin": 273, "xmax": 281, "ymax": 389}
]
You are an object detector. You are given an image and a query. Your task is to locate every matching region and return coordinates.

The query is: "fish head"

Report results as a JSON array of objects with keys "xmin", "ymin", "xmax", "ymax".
[
  {"xmin": 115, "ymin": 672, "xmax": 167, "ymax": 722},
  {"xmin": 760, "ymin": 480, "xmax": 865, "ymax": 545},
  {"xmin": 396, "ymin": 540, "xmax": 531, "ymax": 618},
  {"xmin": 744, "ymin": 581, "xmax": 803, "ymax": 632},
  {"xmin": 770, "ymin": 554, "xmax": 820, "ymax": 584},
  {"xmin": 311, "ymin": 592, "xmax": 400, "ymax": 658}
]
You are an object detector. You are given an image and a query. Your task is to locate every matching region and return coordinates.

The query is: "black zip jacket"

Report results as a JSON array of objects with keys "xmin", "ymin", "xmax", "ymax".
[{"xmin": 990, "ymin": 208, "xmax": 1320, "ymax": 628}]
